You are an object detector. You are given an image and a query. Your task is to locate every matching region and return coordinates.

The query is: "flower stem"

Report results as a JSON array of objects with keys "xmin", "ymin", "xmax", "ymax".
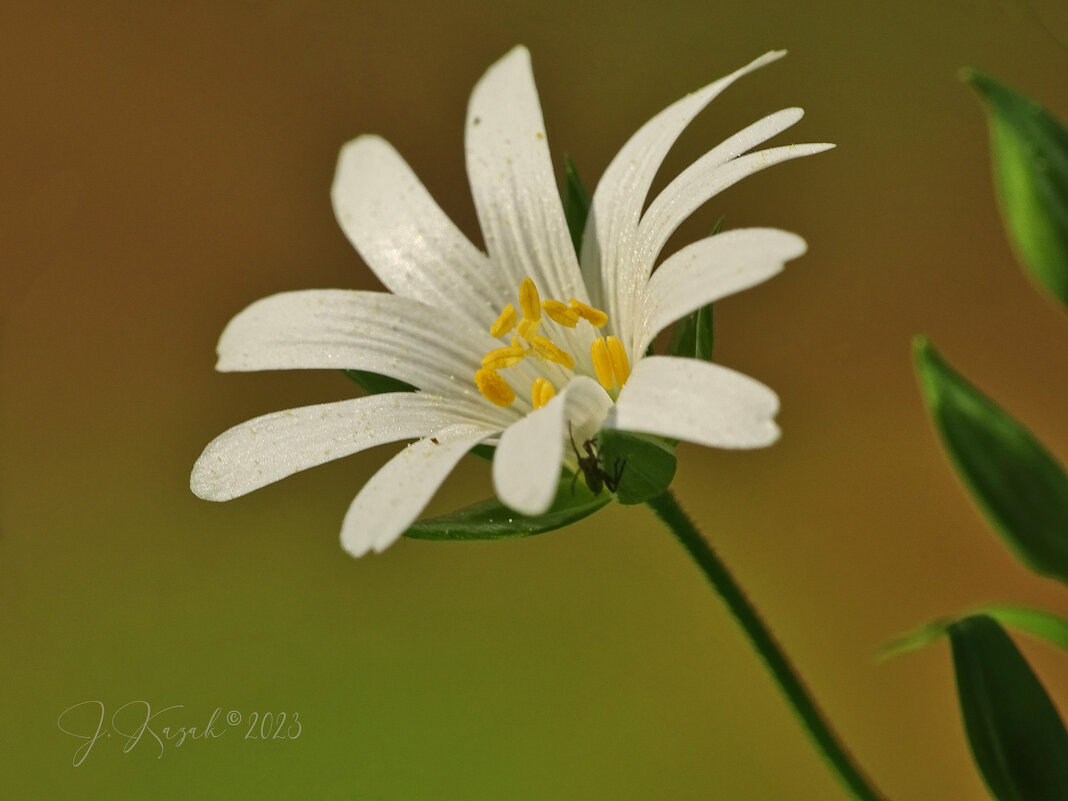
[{"xmin": 646, "ymin": 490, "xmax": 888, "ymax": 801}]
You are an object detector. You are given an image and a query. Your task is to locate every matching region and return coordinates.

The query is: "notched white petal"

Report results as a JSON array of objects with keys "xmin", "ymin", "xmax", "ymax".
[
  {"xmin": 492, "ymin": 377, "xmax": 613, "ymax": 515},
  {"xmin": 341, "ymin": 424, "xmax": 491, "ymax": 557},
  {"xmin": 638, "ymin": 228, "xmax": 807, "ymax": 353},
  {"xmin": 465, "ymin": 46, "xmax": 587, "ymax": 305},
  {"xmin": 331, "ymin": 135, "xmax": 507, "ymax": 323},
  {"xmin": 190, "ymin": 392, "xmax": 464, "ymax": 502},
  {"xmin": 215, "ymin": 289, "xmax": 499, "ymax": 400},
  {"xmin": 608, "ymin": 356, "xmax": 780, "ymax": 449}
]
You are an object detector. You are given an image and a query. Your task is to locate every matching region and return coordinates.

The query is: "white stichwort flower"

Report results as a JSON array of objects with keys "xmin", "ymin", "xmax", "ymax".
[{"xmin": 191, "ymin": 47, "xmax": 832, "ymax": 557}]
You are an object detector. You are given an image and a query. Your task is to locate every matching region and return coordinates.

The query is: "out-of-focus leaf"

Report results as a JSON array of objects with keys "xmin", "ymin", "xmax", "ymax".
[
  {"xmin": 883, "ymin": 605, "xmax": 1068, "ymax": 660},
  {"xmin": 914, "ymin": 337, "xmax": 1068, "ymax": 584},
  {"xmin": 562, "ymin": 154, "xmax": 590, "ymax": 258},
  {"xmin": 404, "ymin": 477, "xmax": 608, "ymax": 541},
  {"xmin": 964, "ymin": 69, "xmax": 1068, "ymax": 307},
  {"xmin": 949, "ymin": 615, "xmax": 1068, "ymax": 801},
  {"xmin": 595, "ymin": 429, "xmax": 677, "ymax": 505}
]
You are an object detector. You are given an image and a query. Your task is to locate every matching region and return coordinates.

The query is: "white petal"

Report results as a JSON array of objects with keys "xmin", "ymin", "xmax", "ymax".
[
  {"xmin": 492, "ymin": 377, "xmax": 613, "ymax": 515},
  {"xmin": 331, "ymin": 136, "xmax": 509, "ymax": 326},
  {"xmin": 215, "ymin": 289, "xmax": 504, "ymax": 406},
  {"xmin": 581, "ymin": 51, "xmax": 787, "ymax": 342},
  {"xmin": 465, "ymin": 46, "xmax": 587, "ymax": 304},
  {"xmin": 636, "ymin": 141, "xmax": 834, "ymax": 276},
  {"xmin": 607, "ymin": 356, "xmax": 780, "ymax": 449},
  {"xmin": 341, "ymin": 424, "xmax": 491, "ymax": 557},
  {"xmin": 191, "ymin": 392, "xmax": 467, "ymax": 501},
  {"xmin": 637, "ymin": 228, "xmax": 807, "ymax": 353}
]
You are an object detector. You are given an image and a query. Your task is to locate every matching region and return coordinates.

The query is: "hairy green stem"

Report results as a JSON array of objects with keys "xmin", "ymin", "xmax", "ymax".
[{"xmin": 646, "ymin": 490, "xmax": 888, "ymax": 801}]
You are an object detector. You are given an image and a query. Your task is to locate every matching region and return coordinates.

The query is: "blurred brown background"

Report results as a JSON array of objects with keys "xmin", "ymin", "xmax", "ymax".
[{"xmin": 2, "ymin": 0, "xmax": 1067, "ymax": 798}]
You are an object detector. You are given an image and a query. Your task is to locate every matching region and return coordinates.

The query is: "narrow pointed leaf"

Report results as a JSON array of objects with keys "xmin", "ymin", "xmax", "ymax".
[
  {"xmin": 948, "ymin": 615, "xmax": 1068, "ymax": 801},
  {"xmin": 562, "ymin": 154, "xmax": 591, "ymax": 258},
  {"xmin": 914, "ymin": 337, "xmax": 1068, "ymax": 584},
  {"xmin": 964, "ymin": 69, "xmax": 1068, "ymax": 306},
  {"xmin": 404, "ymin": 477, "xmax": 608, "ymax": 540},
  {"xmin": 596, "ymin": 429, "xmax": 677, "ymax": 505},
  {"xmin": 343, "ymin": 369, "xmax": 417, "ymax": 395},
  {"xmin": 883, "ymin": 605, "xmax": 1068, "ymax": 660}
]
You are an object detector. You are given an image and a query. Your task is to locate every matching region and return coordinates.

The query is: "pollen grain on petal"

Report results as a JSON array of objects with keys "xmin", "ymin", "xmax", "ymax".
[
  {"xmin": 530, "ymin": 335, "xmax": 575, "ymax": 370},
  {"xmin": 519, "ymin": 278, "xmax": 542, "ymax": 321},
  {"xmin": 475, "ymin": 367, "xmax": 516, "ymax": 407},
  {"xmin": 569, "ymin": 299, "xmax": 608, "ymax": 327},
  {"xmin": 606, "ymin": 336, "xmax": 631, "ymax": 387},
  {"xmin": 541, "ymin": 299, "xmax": 579, "ymax": 327},
  {"xmin": 531, "ymin": 377, "xmax": 556, "ymax": 409},
  {"xmin": 490, "ymin": 303, "xmax": 518, "ymax": 338}
]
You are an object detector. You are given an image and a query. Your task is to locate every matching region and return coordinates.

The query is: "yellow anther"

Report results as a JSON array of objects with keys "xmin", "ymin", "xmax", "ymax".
[
  {"xmin": 475, "ymin": 368, "xmax": 516, "ymax": 407},
  {"xmin": 606, "ymin": 336, "xmax": 631, "ymax": 387},
  {"xmin": 519, "ymin": 278, "xmax": 542, "ymax": 321},
  {"xmin": 530, "ymin": 335, "xmax": 575, "ymax": 370},
  {"xmin": 490, "ymin": 303, "xmax": 518, "ymax": 338},
  {"xmin": 590, "ymin": 337, "xmax": 614, "ymax": 390},
  {"xmin": 569, "ymin": 299, "xmax": 608, "ymax": 327},
  {"xmin": 516, "ymin": 316, "xmax": 541, "ymax": 342},
  {"xmin": 541, "ymin": 299, "xmax": 579, "ymax": 327},
  {"xmin": 481, "ymin": 343, "xmax": 526, "ymax": 370},
  {"xmin": 531, "ymin": 377, "xmax": 556, "ymax": 410}
]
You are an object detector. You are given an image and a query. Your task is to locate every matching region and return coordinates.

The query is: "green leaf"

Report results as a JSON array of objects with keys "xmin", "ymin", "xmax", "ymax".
[
  {"xmin": 404, "ymin": 477, "xmax": 609, "ymax": 541},
  {"xmin": 914, "ymin": 337, "xmax": 1068, "ymax": 584},
  {"xmin": 883, "ymin": 605, "xmax": 1068, "ymax": 660},
  {"xmin": 948, "ymin": 615, "xmax": 1068, "ymax": 801},
  {"xmin": 595, "ymin": 429, "xmax": 677, "ymax": 505},
  {"xmin": 562, "ymin": 155, "xmax": 591, "ymax": 259},
  {"xmin": 342, "ymin": 369, "xmax": 417, "ymax": 395},
  {"xmin": 964, "ymin": 69, "xmax": 1068, "ymax": 306}
]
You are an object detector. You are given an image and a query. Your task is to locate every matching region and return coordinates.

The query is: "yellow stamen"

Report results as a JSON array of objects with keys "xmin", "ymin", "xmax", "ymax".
[
  {"xmin": 531, "ymin": 377, "xmax": 556, "ymax": 409},
  {"xmin": 481, "ymin": 343, "xmax": 526, "ymax": 370},
  {"xmin": 606, "ymin": 336, "xmax": 631, "ymax": 387},
  {"xmin": 541, "ymin": 299, "xmax": 579, "ymax": 327},
  {"xmin": 590, "ymin": 337, "xmax": 614, "ymax": 390},
  {"xmin": 475, "ymin": 368, "xmax": 516, "ymax": 407},
  {"xmin": 516, "ymin": 316, "xmax": 541, "ymax": 342},
  {"xmin": 519, "ymin": 278, "xmax": 542, "ymax": 321},
  {"xmin": 490, "ymin": 303, "xmax": 518, "ymax": 338},
  {"xmin": 530, "ymin": 335, "xmax": 575, "ymax": 370},
  {"xmin": 569, "ymin": 299, "xmax": 608, "ymax": 327}
]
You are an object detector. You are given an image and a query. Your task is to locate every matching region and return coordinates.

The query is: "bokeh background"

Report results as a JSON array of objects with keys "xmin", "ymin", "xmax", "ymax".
[{"xmin": 3, "ymin": 0, "xmax": 1067, "ymax": 798}]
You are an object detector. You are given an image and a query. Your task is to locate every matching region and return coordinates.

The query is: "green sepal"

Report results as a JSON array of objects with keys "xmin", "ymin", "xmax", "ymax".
[
  {"xmin": 914, "ymin": 337, "xmax": 1068, "ymax": 584},
  {"xmin": 883, "ymin": 605, "xmax": 1068, "ymax": 660},
  {"xmin": 342, "ymin": 369, "xmax": 417, "ymax": 395},
  {"xmin": 403, "ymin": 477, "xmax": 609, "ymax": 541},
  {"xmin": 595, "ymin": 429, "xmax": 677, "ymax": 505},
  {"xmin": 949, "ymin": 615, "xmax": 1068, "ymax": 801},
  {"xmin": 964, "ymin": 68, "xmax": 1068, "ymax": 306},
  {"xmin": 562, "ymin": 154, "xmax": 591, "ymax": 259},
  {"xmin": 667, "ymin": 217, "xmax": 722, "ymax": 361}
]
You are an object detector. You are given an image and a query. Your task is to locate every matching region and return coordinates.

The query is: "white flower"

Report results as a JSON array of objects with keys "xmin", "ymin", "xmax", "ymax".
[{"xmin": 191, "ymin": 47, "xmax": 832, "ymax": 557}]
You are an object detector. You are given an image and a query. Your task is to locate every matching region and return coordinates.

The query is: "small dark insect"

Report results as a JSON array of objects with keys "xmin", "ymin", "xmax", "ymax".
[
  {"xmin": 430, "ymin": 437, "xmax": 440, "ymax": 445},
  {"xmin": 569, "ymin": 424, "xmax": 625, "ymax": 496}
]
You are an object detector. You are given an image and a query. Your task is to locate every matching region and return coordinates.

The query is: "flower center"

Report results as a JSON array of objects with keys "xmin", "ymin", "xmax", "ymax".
[{"xmin": 474, "ymin": 277, "xmax": 631, "ymax": 409}]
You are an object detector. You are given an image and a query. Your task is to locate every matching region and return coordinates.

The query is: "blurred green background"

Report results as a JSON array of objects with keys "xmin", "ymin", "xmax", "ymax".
[{"xmin": 3, "ymin": 0, "xmax": 1067, "ymax": 798}]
